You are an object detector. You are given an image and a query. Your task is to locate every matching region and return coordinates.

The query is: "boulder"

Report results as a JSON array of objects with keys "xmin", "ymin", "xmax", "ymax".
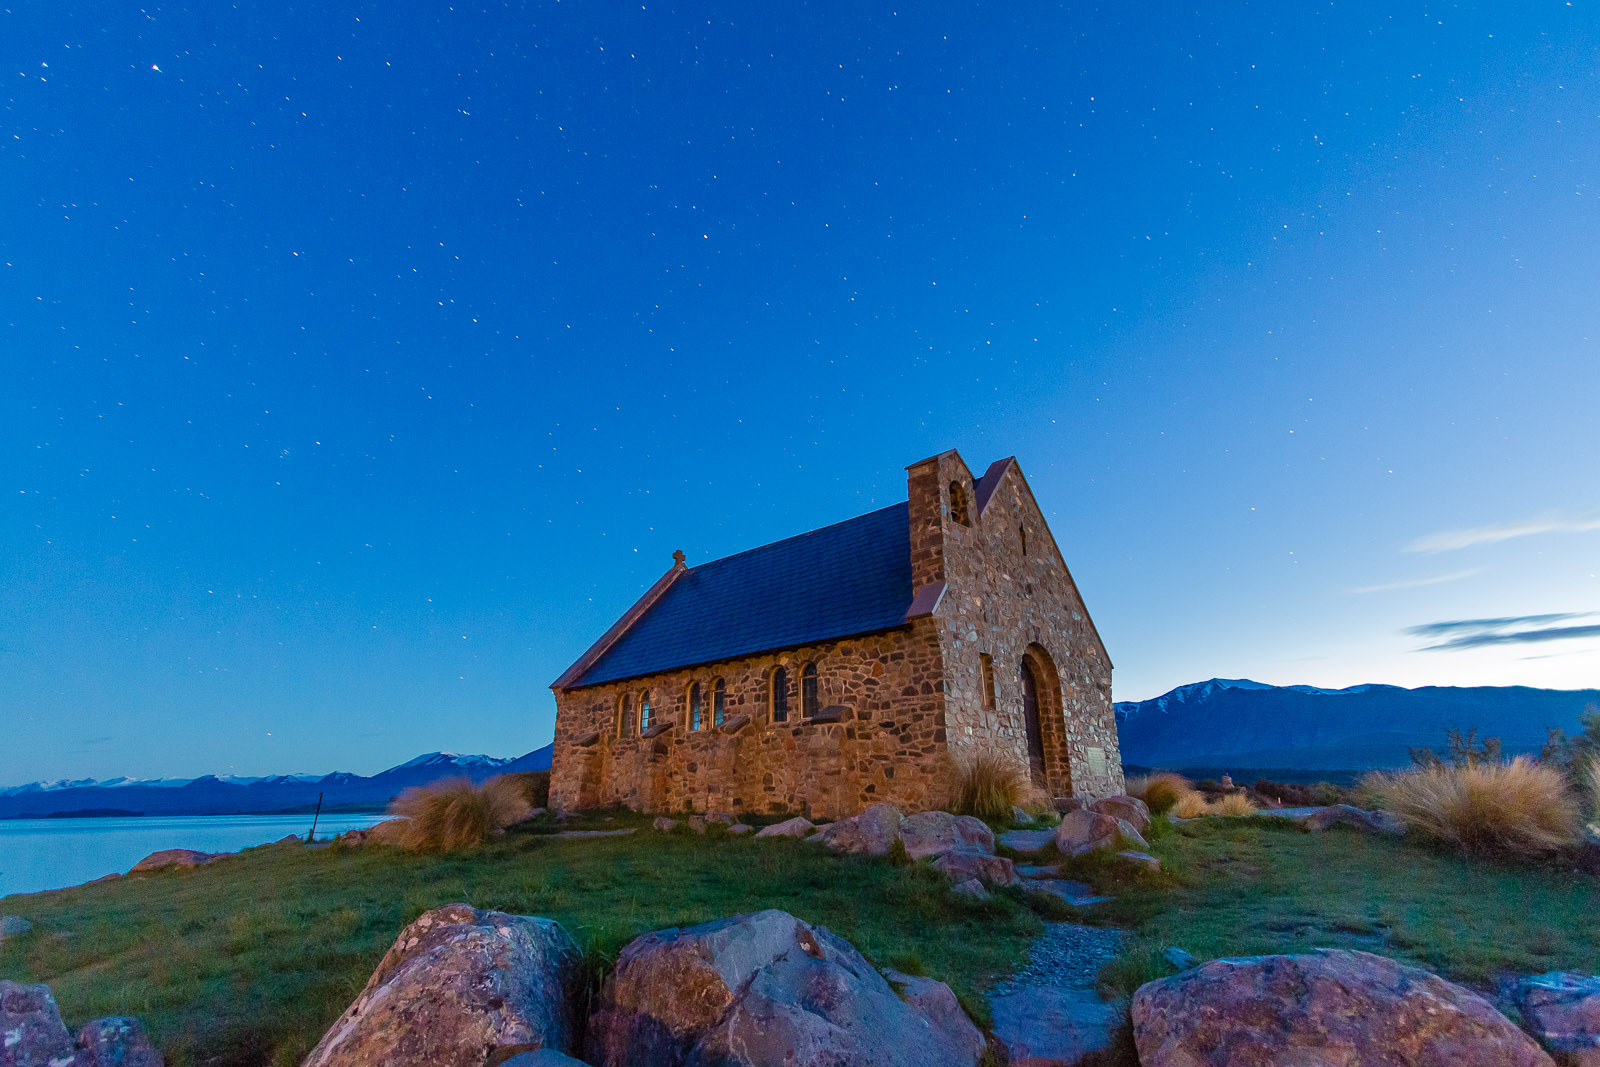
[
  {"xmin": 1132, "ymin": 949, "xmax": 1555, "ymax": 1067},
  {"xmin": 303, "ymin": 904, "xmax": 583, "ymax": 1067},
  {"xmin": 1301, "ymin": 804, "xmax": 1406, "ymax": 836},
  {"xmin": 882, "ymin": 970, "xmax": 987, "ymax": 1065},
  {"xmin": 74, "ymin": 1017, "xmax": 164, "ymax": 1067},
  {"xmin": 340, "ymin": 821, "xmax": 405, "ymax": 846},
  {"xmin": 753, "ymin": 816, "xmax": 815, "ymax": 839},
  {"xmin": 1052, "ymin": 810, "xmax": 1122, "ymax": 857},
  {"xmin": 1011, "ymin": 805, "xmax": 1032, "ymax": 826},
  {"xmin": 706, "ymin": 812, "xmax": 738, "ymax": 826},
  {"xmin": 896, "ymin": 810, "xmax": 995, "ymax": 859},
  {"xmin": 0, "ymin": 915, "xmax": 32, "ymax": 941},
  {"xmin": 1113, "ymin": 818, "xmax": 1150, "ymax": 851},
  {"xmin": 0, "ymin": 981, "xmax": 76, "ymax": 1067},
  {"xmin": 1089, "ymin": 795, "xmax": 1151, "ymax": 834},
  {"xmin": 726, "ymin": 824, "xmax": 754, "ymax": 836},
  {"xmin": 950, "ymin": 878, "xmax": 990, "ymax": 901},
  {"xmin": 1163, "ymin": 947, "xmax": 1197, "ymax": 971},
  {"xmin": 814, "ymin": 802, "xmax": 905, "ymax": 856},
  {"xmin": 0, "ymin": 982, "xmax": 163, "ymax": 1067},
  {"xmin": 584, "ymin": 909, "xmax": 983, "ymax": 1067},
  {"xmin": 129, "ymin": 849, "xmax": 211, "ymax": 873},
  {"xmin": 1053, "ymin": 796, "xmax": 1086, "ymax": 814},
  {"xmin": 931, "ymin": 850, "xmax": 1019, "ymax": 888},
  {"xmin": 1515, "ymin": 972, "xmax": 1600, "ymax": 1065},
  {"xmin": 687, "ymin": 816, "xmax": 707, "ymax": 834},
  {"xmin": 653, "ymin": 816, "xmax": 680, "ymax": 831},
  {"xmin": 1118, "ymin": 850, "xmax": 1160, "ymax": 872}
]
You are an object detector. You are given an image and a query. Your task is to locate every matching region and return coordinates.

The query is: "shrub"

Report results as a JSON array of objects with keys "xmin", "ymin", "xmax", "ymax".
[
  {"xmin": 388, "ymin": 775, "xmax": 533, "ymax": 852},
  {"xmin": 952, "ymin": 750, "xmax": 1025, "ymax": 822},
  {"xmin": 1364, "ymin": 757, "xmax": 1581, "ymax": 858},
  {"xmin": 1171, "ymin": 791, "xmax": 1212, "ymax": 819},
  {"xmin": 1209, "ymin": 792, "xmax": 1258, "ymax": 817},
  {"xmin": 1128, "ymin": 773, "xmax": 1192, "ymax": 816}
]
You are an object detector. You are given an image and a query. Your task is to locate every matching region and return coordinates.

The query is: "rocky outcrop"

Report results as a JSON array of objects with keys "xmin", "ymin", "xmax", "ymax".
[
  {"xmin": 814, "ymin": 803, "xmax": 904, "ymax": 855},
  {"xmin": 0, "ymin": 981, "xmax": 163, "ymax": 1067},
  {"xmin": 1132, "ymin": 949, "xmax": 1555, "ymax": 1067},
  {"xmin": 1515, "ymin": 972, "xmax": 1600, "ymax": 1065},
  {"xmin": 931, "ymin": 850, "xmax": 1019, "ymax": 888},
  {"xmin": 129, "ymin": 849, "xmax": 211, "ymax": 873},
  {"xmin": 584, "ymin": 909, "xmax": 984, "ymax": 1067},
  {"xmin": 0, "ymin": 915, "xmax": 31, "ymax": 942},
  {"xmin": 303, "ymin": 904, "xmax": 582, "ymax": 1067},
  {"xmin": 1089, "ymin": 795, "xmax": 1150, "ymax": 834},
  {"xmin": 896, "ymin": 811, "xmax": 995, "ymax": 859},
  {"xmin": 1298, "ymin": 804, "xmax": 1406, "ymax": 836},
  {"xmin": 1052, "ymin": 810, "xmax": 1123, "ymax": 857},
  {"xmin": 882, "ymin": 970, "xmax": 987, "ymax": 1065},
  {"xmin": 753, "ymin": 816, "xmax": 814, "ymax": 838}
]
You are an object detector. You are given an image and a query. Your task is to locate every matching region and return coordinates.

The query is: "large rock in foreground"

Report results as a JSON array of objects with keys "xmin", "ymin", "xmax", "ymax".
[
  {"xmin": 1515, "ymin": 972, "xmax": 1600, "ymax": 1065},
  {"xmin": 1132, "ymin": 949, "xmax": 1555, "ymax": 1067},
  {"xmin": 0, "ymin": 981, "xmax": 163, "ymax": 1067},
  {"xmin": 1089, "ymin": 795, "xmax": 1151, "ymax": 834},
  {"xmin": 584, "ymin": 909, "xmax": 984, "ymax": 1067},
  {"xmin": 1053, "ymin": 810, "xmax": 1125, "ymax": 857},
  {"xmin": 303, "ymin": 904, "xmax": 582, "ymax": 1067}
]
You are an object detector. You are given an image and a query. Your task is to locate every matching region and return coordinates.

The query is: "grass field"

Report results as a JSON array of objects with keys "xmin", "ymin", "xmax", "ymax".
[
  {"xmin": 0, "ymin": 813, "xmax": 1040, "ymax": 1067},
  {"xmin": 3, "ymin": 810, "xmax": 1598, "ymax": 1067}
]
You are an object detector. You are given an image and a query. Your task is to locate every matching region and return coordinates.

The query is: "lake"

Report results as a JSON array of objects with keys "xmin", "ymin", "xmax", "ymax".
[{"xmin": 0, "ymin": 812, "xmax": 392, "ymax": 899}]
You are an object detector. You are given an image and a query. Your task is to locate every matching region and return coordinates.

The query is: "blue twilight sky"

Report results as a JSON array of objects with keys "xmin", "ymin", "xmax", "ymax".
[{"xmin": 3, "ymin": 3, "xmax": 1598, "ymax": 786}]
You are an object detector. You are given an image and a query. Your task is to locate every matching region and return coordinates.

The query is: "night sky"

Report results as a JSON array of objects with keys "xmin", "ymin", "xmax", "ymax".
[{"xmin": 5, "ymin": 3, "xmax": 1598, "ymax": 785}]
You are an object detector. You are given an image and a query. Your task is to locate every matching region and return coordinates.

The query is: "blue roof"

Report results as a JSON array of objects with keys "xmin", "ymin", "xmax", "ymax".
[{"xmin": 570, "ymin": 502, "xmax": 913, "ymax": 687}]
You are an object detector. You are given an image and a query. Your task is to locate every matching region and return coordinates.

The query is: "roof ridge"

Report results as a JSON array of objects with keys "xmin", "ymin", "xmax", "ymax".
[{"xmin": 687, "ymin": 500, "xmax": 907, "ymax": 573}]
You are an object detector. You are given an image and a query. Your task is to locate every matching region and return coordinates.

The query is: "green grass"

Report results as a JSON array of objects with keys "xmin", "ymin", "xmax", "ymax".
[
  {"xmin": 0, "ymin": 815, "xmax": 1041, "ymax": 1067},
  {"xmin": 1071, "ymin": 815, "xmax": 1600, "ymax": 997}
]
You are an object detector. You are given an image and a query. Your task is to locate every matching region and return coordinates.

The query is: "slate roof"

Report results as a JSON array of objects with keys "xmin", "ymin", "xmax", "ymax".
[{"xmin": 566, "ymin": 502, "xmax": 914, "ymax": 688}]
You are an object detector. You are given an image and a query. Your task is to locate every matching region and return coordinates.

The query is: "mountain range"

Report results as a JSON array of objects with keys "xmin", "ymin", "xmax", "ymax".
[
  {"xmin": 1115, "ymin": 678, "xmax": 1600, "ymax": 775},
  {"xmin": 0, "ymin": 746, "xmax": 553, "ymax": 819}
]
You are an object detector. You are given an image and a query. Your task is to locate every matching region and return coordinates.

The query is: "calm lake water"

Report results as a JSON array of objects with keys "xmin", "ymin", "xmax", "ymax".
[{"xmin": 0, "ymin": 812, "xmax": 392, "ymax": 899}]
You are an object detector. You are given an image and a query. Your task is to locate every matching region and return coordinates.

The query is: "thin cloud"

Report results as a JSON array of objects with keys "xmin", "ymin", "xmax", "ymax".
[
  {"xmin": 1348, "ymin": 569, "xmax": 1479, "ymax": 595},
  {"xmin": 1406, "ymin": 612, "xmax": 1600, "ymax": 651},
  {"xmin": 1404, "ymin": 511, "xmax": 1600, "ymax": 553}
]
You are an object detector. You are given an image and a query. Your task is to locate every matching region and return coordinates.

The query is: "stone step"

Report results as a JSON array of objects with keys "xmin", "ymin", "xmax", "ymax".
[
  {"xmin": 1025, "ymin": 879, "xmax": 1112, "ymax": 907},
  {"xmin": 998, "ymin": 828, "xmax": 1056, "ymax": 853},
  {"xmin": 1016, "ymin": 863, "xmax": 1063, "ymax": 880},
  {"xmin": 989, "ymin": 985, "xmax": 1121, "ymax": 1066}
]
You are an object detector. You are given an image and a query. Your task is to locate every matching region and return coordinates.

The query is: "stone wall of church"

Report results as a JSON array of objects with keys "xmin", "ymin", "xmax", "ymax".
[
  {"xmin": 548, "ymin": 620, "xmax": 954, "ymax": 819},
  {"xmin": 910, "ymin": 453, "xmax": 1124, "ymax": 802}
]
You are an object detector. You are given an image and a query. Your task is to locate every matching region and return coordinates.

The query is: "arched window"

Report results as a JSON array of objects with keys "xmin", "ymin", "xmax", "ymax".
[
  {"xmin": 639, "ymin": 690, "xmax": 652, "ymax": 732},
  {"xmin": 617, "ymin": 694, "xmax": 632, "ymax": 738},
  {"xmin": 949, "ymin": 481, "xmax": 971, "ymax": 526},
  {"xmin": 688, "ymin": 682, "xmax": 703, "ymax": 730},
  {"xmin": 979, "ymin": 653, "xmax": 996, "ymax": 711},
  {"xmin": 1019, "ymin": 525, "xmax": 1028, "ymax": 556},
  {"xmin": 770, "ymin": 666, "xmax": 789, "ymax": 723},
  {"xmin": 801, "ymin": 662, "xmax": 819, "ymax": 718},
  {"xmin": 713, "ymin": 678, "xmax": 727, "ymax": 725}
]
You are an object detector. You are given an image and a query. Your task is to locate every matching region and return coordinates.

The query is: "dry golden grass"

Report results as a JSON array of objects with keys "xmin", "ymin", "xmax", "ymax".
[
  {"xmin": 1364, "ymin": 757, "xmax": 1581, "ymax": 857},
  {"xmin": 951, "ymin": 750, "xmax": 1026, "ymax": 822},
  {"xmin": 1584, "ymin": 757, "xmax": 1600, "ymax": 828},
  {"xmin": 387, "ymin": 775, "xmax": 532, "ymax": 852},
  {"xmin": 1209, "ymin": 792, "xmax": 1259, "ymax": 817},
  {"xmin": 1127, "ymin": 772, "xmax": 1193, "ymax": 816},
  {"xmin": 1172, "ymin": 791, "xmax": 1213, "ymax": 819}
]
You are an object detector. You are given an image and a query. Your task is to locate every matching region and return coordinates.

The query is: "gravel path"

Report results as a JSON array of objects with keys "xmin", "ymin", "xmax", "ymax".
[{"xmin": 992, "ymin": 922, "xmax": 1127, "ymax": 994}]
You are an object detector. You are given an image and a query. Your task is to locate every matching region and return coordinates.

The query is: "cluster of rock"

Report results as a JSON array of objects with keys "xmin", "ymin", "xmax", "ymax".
[
  {"xmin": 0, "ymin": 980, "xmax": 163, "ymax": 1067},
  {"xmin": 806, "ymin": 803, "xmax": 1018, "ymax": 897},
  {"xmin": 1132, "ymin": 949, "xmax": 1564, "ymax": 1067},
  {"xmin": 302, "ymin": 904, "xmax": 985, "ymax": 1067},
  {"xmin": 1053, "ymin": 794, "xmax": 1162, "ymax": 869},
  {"xmin": 651, "ymin": 812, "xmax": 754, "ymax": 835}
]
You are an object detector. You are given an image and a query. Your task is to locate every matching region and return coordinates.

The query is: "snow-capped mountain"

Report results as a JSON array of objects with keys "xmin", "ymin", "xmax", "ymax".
[
  {"xmin": 1116, "ymin": 679, "xmax": 1600, "ymax": 774},
  {"xmin": 0, "ymin": 745, "xmax": 554, "ymax": 818}
]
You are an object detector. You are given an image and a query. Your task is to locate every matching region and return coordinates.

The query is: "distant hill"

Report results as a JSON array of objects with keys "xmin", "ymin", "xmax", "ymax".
[
  {"xmin": 0, "ymin": 745, "xmax": 554, "ymax": 819},
  {"xmin": 1115, "ymin": 679, "xmax": 1600, "ymax": 774}
]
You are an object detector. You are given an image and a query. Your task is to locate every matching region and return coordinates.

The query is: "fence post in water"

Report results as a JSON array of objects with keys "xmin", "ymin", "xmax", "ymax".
[{"xmin": 307, "ymin": 792, "xmax": 324, "ymax": 843}]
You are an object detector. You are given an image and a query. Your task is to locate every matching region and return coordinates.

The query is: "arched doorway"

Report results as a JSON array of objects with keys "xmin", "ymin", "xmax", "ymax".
[{"xmin": 1020, "ymin": 659, "xmax": 1048, "ymax": 789}]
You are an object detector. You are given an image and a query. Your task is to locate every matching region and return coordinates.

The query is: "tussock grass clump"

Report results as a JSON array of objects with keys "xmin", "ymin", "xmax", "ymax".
[
  {"xmin": 388, "ymin": 775, "xmax": 532, "ymax": 852},
  {"xmin": 1209, "ymin": 792, "xmax": 1259, "ymax": 817},
  {"xmin": 1584, "ymin": 757, "xmax": 1600, "ymax": 830},
  {"xmin": 501, "ymin": 769, "xmax": 551, "ymax": 810},
  {"xmin": 1364, "ymin": 757, "xmax": 1581, "ymax": 858},
  {"xmin": 952, "ymin": 750, "xmax": 1025, "ymax": 822},
  {"xmin": 1128, "ymin": 772, "xmax": 1192, "ymax": 816}
]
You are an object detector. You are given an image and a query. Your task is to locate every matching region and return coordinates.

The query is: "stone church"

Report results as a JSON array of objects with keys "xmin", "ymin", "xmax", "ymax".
[{"xmin": 548, "ymin": 450, "xmax": 1123, "ymax": 819}]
